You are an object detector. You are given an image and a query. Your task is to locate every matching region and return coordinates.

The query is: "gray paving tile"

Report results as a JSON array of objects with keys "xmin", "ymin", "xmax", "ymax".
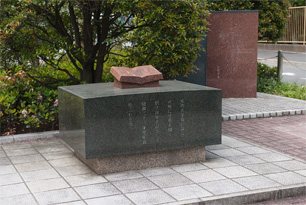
[
  {"xmin": 163, "ymin": 184, "xmax": 212, "ymax": 200},
  {"xmin": 237, "ymin": 146, "xmax": 271, "ymax": 155},
  {"xmin": 31, "ymin": 139, "xmax": 62, "ymax": 147},
  {"xmin": 0, "ymin": 183, "xmax": 29, "ymax": 198},
  {"xmin": 222, "ymin": 136, "xmax": 251, "ymax": 148},
  {"xmin": 0, "ymin": 151, "xmax": 6, "ymax": 159},
  {"xmin": 49, "ymin": 157, "xmax": 83, "ymax": 168},
  {"xmin": 104, "ymin": 170, "xmax": 143, "ymax": 181},
  {"xmin": 139, "ymin": 167, "xmax": 176, "ymax": 177},
  {"xmin": 86, "ymin": 195, "xmax": 133, "ymax": 205},
  {"xmin": 0, "ymin": 194, "xmax": 37, "ymax": 205},
  {"xmin": 20, "ymin": 168, "xmax": 60, "ymax": 182},
  {"xmin": 295, "ymin": 170, "xmax": 306, "ymax": 177},
  {"xmin": 254, "ymin": 152, "xmax": 291, "ymax": 162},
  {"xmin": 171, "ymin": 163, "xmax": 208, "ymax": 173},
  {"xmin": 0, "ymin": 173, "xmax": 23, "ymax": 186},
  {"xmin": 209, "ymin": 148, "xmax": 246, "ymax": 157},
  {"xmin": 5, "ymin": 148, "xmax": 38, "ymax": 157},
  {"xmin": 0, "ymin": 157, "xmax": 11, "ymax": 166},
  {"xmin": 126, "ymin": 190, "xmax": 175, "ymax": 205},
  {"xmin": 265, "ymin": 172, "xmax": 306, "ymax": 185},
  {"xmin": 15, "ymin": 161, "xmax": 52, "ymax": 173},
  {"xmin": 273, "ymin": 160, "xmax": 306, "ymax": 171},
  {"xmin": 2, "ymin": 143, "xmax": 33, "ymax": 150},
  {"xmin": 35, "ymin": 144, "xmax": 70, "ymax": 154},
  {"xmin": 42, "ymin": 151, "xmax": 74, "ymax": 160},
  {"xmin": 26, "ymin": 178, "xmax": 70, "ymax": 193},
  {"xmin": 162, "ymin": 199, "xmax": 202, "ymax": 205},
  {"xmin": 214, "ymin": 166, "xmax": 258, "ymax": 178},
  {"xmin": 233, "ymin": 176, "xmax": 281, "ymax": 190},
  {"xmin": 206, "ymin": 144, "xmax": 230, "ymax": 150},
  {"xmin": 56, "ymin": 164, "xmax": 92, "ymax": 177},
  {"xmin": 202, "ymin": 158, "xmax": 237, "ymax": 168},
  {"xmin": 199, "ymin": 179, "xmax": 248, "ymax": 195},
  {"xmin": 148, "ymin": 173, "xmax": 193, "ymax": 188},
  {"xmin": 65, "ymin": 173, "xmax": 107, "ymax": 187},
  {"xmin": 244, "ymin": 163, "xmax": 287, "ymax": 175},
  {"xmin": 56, "ymin": 201, "xmax": 85, "ymax": 205},
  {"xmin": 222, "ymin": 93, "xmax": 306, "ymax": 116},
  {"xmin": 74, "ymin": 183, "xmax": 120, "ymax": 199},
  {"xmin": 226, "ymin": 155, "xmax": 265, "ymax": 165},
  {"xmin": 0, "ymin": 165, "xmax": 16, "ymax": 175},
  {"xmin": 34, "ymin": 188, "xmax": 80, "ymax": 205},
  {"xmin": 9, "ymin": 154, "xmax": 45, "ymax": 164},
  {"xmin": 113, "ymin": 177, "xmax": 158, "ymax": 193},
  {"xmin": 205, "ymin": 151, "xmax": 220, "ymax": 159},
  {"xmin": 57, "ymin": 201, "xmax": 86, "ymax": 205},
  {"xmin": 181, "ymin": 169, "xmax": 226, "ymax": 183}
]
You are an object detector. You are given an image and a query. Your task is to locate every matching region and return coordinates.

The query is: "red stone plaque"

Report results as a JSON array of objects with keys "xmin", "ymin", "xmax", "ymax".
[
  {"xmin": 206, "ymin": 11, "xmax": 258, "ymax": 98},
  {"xmin": 110, "ymin": 65, "xmax": 163, "ymax": 88}
]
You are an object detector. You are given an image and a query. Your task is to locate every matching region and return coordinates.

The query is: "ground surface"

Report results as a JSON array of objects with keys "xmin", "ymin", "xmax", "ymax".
[
  {"xmin": 223, "ymin": 115, "xmax": 306, "ymax": 162},
  {"xmin": 2, "ymin": 134, "xmax": 306, "ymax": 204},
  {"xmin": 223, "ymin": 115, "xmax": 306, "ymax": 205}
]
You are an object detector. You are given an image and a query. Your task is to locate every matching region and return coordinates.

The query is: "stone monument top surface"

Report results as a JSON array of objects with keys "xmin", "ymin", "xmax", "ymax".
[
  {"xmin": 59, "ymin": 80, "xmax": 220, "ymax": 99},
  {"xmin": 110, "ymin": 65, "xmax": 163, "ymax": 88}
]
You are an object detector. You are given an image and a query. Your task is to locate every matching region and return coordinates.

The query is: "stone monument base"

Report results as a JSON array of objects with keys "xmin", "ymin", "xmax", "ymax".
[{"xmin": 75, "ymin": 146, "xmax": 205, "ymax": 174}]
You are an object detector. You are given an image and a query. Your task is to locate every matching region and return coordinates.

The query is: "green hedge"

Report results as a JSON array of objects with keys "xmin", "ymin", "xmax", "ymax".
[
  {"xmin": 257, "ymin": 62, "xmax": 306, "ymax": 101},
  {"xmin": 0, "ymin": 67, "xmax": 62, "ymax": 134}
]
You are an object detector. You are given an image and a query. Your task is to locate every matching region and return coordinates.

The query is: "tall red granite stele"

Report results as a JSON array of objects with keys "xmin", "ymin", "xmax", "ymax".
[
  {"xmin": 110, "ymin": 65, "xmax": 163, "ymax": 88},
  {"xmin": 206, "ymin": 11, "xmax": 258, "ymax": 98}
]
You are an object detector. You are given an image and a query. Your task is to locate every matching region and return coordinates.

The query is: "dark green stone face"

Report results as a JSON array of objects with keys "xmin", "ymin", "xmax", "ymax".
[{"xmin": 59, "ymin": 81, "xmax": 222, "ymax": 159}]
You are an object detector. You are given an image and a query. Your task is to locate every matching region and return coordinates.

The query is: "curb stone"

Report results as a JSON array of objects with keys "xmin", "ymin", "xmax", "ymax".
[
  {"xmin": 199, "ymin": 184, "xmax": 306, "ymax": 205},
  {"xmin": 0, "ymin": 130, "xmax": 59, "ymax": 144},
  {"xmin": 222, "ymin": 109, "xmax": 306, "ymax": 121}
]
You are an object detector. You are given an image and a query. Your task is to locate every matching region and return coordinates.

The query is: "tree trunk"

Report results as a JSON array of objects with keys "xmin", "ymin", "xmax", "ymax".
[
  {"xmin": 94, "ymin": 56, "xmax": 104, "ymax": 83},
  {"xmin": 82, "ymin": 61, "xmax": 94, "ymax": 83}
]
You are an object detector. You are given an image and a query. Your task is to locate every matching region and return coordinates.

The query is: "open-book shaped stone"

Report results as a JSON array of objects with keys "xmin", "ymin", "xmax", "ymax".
[{"xmin": 110, "ymin": 65, "xmax": 163, "ymax": 88}]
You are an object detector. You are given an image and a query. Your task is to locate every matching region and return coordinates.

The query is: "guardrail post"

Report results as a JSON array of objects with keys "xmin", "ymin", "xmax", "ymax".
[
  {"xmin": 277, "ymin": 50, "xmax": 283, "ymax": 81},
  {"xmin": 303, "ymin": 7, "xmax": 306, "ymax": 45}
]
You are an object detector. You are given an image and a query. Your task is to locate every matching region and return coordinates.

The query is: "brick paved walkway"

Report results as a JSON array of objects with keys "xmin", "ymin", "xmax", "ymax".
[
  {"xmin": 223, "ymin": 115, "xmax": 306, "ymax": 204},
  {"xmin": 223, "ymin": 115, "xmax": 306, "ymax": 161}
]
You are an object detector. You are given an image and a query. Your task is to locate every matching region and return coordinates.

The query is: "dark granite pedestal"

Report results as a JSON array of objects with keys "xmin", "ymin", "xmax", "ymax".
[{"xmin": 59, "ymin": 80, "xmax": 221, "ymax": 174}]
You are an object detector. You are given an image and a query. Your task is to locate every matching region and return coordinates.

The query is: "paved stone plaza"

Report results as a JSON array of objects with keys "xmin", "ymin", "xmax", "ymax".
[
  {"xmin": 222, "ymin": 93, "xmax": 306, "ymax": 120},
  {"xmin": 1, "ymin": 135, "xmax": 306, "ymax": 204},
  {"xmin": 0, "ymin": 92, "xmax": 306, "ymax": 204}
]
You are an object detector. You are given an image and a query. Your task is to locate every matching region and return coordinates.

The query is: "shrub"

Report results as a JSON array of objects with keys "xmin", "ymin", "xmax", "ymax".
[
  {"xmin": 257, "ymin": 63, "xmax": 306, "ymax": 101},
  {"xmin": 257, "ymin": 62, "xmax": 277, "ymax": 81},
  {"xmin": 0, "ymin": 67, "xmax": 61, "ymax": 134}
]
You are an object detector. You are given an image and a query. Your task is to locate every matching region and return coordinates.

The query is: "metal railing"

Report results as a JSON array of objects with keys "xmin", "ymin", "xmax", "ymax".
[
  {"xmin": 258, "ymin": 6, "xmax": 306, "ymax": 45},
  {"xmin": 277, "ymin": 6, "xmax": 306, "ymax": 45}
]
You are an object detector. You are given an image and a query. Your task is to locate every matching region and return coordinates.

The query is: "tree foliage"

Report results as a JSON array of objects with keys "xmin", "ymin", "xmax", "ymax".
[
  {"xmin": 289, "ymin": 0, "xmax": 306, "ymax": 6},
  {"xmin": 0, "ymin": 0, "xmax": 209, "ymax": 83},
  {"xmin": 207, "ymin": 0, "xmax": 290, "ymax": 42}
]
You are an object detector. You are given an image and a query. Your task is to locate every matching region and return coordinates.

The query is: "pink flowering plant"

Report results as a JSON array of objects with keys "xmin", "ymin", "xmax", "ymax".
[{"xmin": 0, "ymin": 68, "xmax": 60, "ymax": 131}]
